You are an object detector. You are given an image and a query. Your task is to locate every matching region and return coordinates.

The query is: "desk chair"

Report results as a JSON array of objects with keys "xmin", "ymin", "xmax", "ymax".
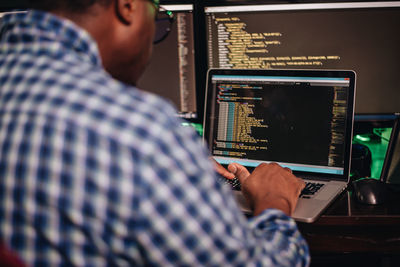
[{"xmin": 0, "ymin": 243, "xmax": 25, "ymax": 267}]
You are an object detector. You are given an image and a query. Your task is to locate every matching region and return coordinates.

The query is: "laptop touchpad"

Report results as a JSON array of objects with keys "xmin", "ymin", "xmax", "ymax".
[{"xmin": 315, "ymin": 184, "xmax": 341, "ymax": 200}]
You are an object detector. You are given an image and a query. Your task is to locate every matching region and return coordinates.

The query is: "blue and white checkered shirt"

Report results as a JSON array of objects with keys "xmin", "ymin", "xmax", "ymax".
[{"xmin": 0, "ymin": 10, "xmax": 309, "ymax": 266}]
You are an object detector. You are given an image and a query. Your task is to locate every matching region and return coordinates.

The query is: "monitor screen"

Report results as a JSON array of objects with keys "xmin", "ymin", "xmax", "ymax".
[
  {"xmin": 204, "ymin": 1, "xmax": 400, "ymax": 114},
  {"xmin": 138, "ymin": 4, "xmax": 197, "ymax": 120}
]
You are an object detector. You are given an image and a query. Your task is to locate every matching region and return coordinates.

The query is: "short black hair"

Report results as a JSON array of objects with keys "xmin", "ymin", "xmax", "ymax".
[{"xmin": 27, "ymin": 0, "xmax": 113, "ymax": 12}]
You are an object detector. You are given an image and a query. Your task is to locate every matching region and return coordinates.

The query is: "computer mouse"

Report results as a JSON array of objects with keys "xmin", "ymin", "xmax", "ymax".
[{"xmin": 352, "ymin": 178, "xmax": 387, "ymax": 205}]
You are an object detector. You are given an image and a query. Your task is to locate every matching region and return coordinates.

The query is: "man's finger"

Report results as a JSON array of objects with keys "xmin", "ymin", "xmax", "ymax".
[
  {"xmin": 297, "ymin": 178, "xmax": 306, "ymax": 195},
  {"xmin": 298, "ymin": 178, "xmax": 306, "ymax": 189},
  {"xmin": 212, "ymin": 158, "xmax": 235, "ymax": 179},
  {"xmin": 217, "ymin": 167, "xmax": 235, "ymax": 179},
  {"xmin": 228, "ymin": 163, "xmax": 250, "ymax": 183},
  {"xmin": 284, "ymin": 167, "xmax": 292, "ymax": 173}
]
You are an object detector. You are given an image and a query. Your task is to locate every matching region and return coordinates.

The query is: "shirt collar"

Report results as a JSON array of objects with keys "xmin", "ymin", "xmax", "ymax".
[{"xmin": 1, "ymin": 10, "xmax": 102, "ymax": 67}]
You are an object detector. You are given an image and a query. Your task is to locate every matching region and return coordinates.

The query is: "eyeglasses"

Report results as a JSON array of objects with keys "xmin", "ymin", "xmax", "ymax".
[{"xmin": 153, "ymin": 7, "xmax": 174, "ymax": 44}]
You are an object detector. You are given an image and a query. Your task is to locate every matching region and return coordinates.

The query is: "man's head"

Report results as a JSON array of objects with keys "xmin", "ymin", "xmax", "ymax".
[{"xmin": 28, "ymin": 0, "xmax": 159, "ymax": 86}]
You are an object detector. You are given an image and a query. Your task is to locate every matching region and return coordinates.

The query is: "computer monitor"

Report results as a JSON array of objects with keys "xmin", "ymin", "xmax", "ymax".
[
  {"xmin": 137, "ymin": 4, "xmax": 198, "ymax": 120},
  {"xmin": 204, "ymin": 1, "xmax": 400, "ymax": 114}
]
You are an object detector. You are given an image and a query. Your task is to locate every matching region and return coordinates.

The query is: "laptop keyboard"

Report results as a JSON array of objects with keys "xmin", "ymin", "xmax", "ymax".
[
  {"xmin": 300, "ymin": 182, "xmax": 325, "ymax": 198},
  {"xmin": 217, "ymin": 175, "xmax": 241, "ymax": 190},
  {"xmin": 218, "ymin": 175, "xmax": 325, "ymax": 198}
]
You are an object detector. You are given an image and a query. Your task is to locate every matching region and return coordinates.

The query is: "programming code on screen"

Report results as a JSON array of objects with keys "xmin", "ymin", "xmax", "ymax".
[
  {"xmin": 205, "ymin": 3, "xmax": 400, "ymax": 113},
  {"xmin": 207, "ymin": 76, "xmax": 350, "ymax": 170},
  {"xmin": 138, "ymin": 5, "xmax": 197, "ymax": 119},
  {"xmin": 206, "ymin": 11, "xmax": 341, "ymax": 69}
]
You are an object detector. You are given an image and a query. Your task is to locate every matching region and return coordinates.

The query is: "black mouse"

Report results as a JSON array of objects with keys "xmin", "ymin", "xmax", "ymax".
[{"xmin": 352, "ymin": 178, "xmax": 387, "ymax": 205}]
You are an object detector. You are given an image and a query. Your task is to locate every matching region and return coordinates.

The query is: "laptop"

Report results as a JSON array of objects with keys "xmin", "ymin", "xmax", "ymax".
[{"xmin": 203, "ymin": 69, "xmax": 356, "ymax": 223}]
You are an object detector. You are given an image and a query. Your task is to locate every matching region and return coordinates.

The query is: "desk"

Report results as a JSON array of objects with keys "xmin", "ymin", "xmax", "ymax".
[{"xmin": 298, "ymin": 187, "xmax": 400, "ymax": 266}]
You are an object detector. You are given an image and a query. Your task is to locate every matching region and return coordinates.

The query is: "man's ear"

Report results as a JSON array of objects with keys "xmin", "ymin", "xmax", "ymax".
[{"xmin": 115, "ymin": 0, "xmax": 136, "ymax": 25}]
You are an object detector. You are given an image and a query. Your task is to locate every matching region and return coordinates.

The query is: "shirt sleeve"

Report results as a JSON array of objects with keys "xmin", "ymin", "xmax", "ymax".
[{"xmin": 132, "ymin": 118, "xmax": 310, "ymax": 267}]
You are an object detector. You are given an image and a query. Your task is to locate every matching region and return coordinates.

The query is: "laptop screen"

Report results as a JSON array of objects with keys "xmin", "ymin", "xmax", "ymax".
[{"xmin": 204, "ymin": 69, "xmax": 355, "ymax": 179}]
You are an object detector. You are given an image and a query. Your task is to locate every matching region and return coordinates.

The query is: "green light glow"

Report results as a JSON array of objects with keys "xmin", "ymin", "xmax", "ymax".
[
  {"xmin": 355, "ymin": 134, "xmax": 370, "ymax": 142},
  {"xmin": 181, "ymin": 122, "xmax": 203, "ymax": 136},
  {"xmin": 353, "ymin": 127, "xmax": 392, "ymax": 179}
]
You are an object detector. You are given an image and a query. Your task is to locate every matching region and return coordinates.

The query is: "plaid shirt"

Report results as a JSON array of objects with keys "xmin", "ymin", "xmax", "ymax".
[{"xmin": 0, "ymin": 10, "xmax": 309, "ymax": 267}]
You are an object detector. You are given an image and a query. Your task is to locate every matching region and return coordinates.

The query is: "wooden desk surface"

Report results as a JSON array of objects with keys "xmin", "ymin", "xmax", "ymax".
[{"xmin": 297, "ymin": 186, "xmax": 400, "ymax": 254}]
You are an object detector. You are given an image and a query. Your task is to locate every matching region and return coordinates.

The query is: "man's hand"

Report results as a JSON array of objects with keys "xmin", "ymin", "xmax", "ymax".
[
  {"xmin": 228, "ymin": 162, "xmax": 305, "ymax": 216},
  {"xmin": 212, "ymin": 158, "xmax": 235, "ymax": 179}
]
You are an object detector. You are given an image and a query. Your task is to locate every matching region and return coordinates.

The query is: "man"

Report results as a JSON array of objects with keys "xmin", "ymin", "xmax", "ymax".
[{"xmin": 0, "ymin": 0, "xmax": 309, "ymax": 266}]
